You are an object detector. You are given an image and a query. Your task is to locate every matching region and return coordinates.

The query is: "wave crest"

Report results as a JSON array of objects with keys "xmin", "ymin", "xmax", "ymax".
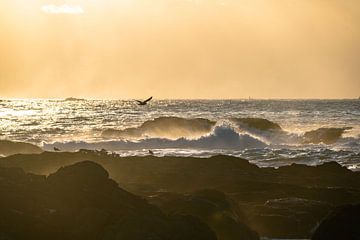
[
  {"xmin": 303, "ymin": 127, "xmax": 353, "ymax": 144},
  {"xmin": 102, "ymin": 116, "xmax": 216, "ymax": 139},
  {"xmin": 231, "ymin": 117, "xmax": 282, "ymax": 132},
  {"xmin": 45, "ymin": 124, "xmax": 267, "ymax": 152},
  {"xmin": 100, "ymin": 117, "xmax": 354, "ymax": 146}
]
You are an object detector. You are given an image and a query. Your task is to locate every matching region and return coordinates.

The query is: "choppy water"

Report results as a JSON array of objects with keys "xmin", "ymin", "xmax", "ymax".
[{"xmin": 1, "ymin": 99, "xmax": 359, "ymax": 168}]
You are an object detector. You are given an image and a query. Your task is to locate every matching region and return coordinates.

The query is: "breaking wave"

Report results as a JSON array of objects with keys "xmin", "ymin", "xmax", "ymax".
[
  {"xmin": 230, "ymin": 117, "xmax": 283, "ymax": 132},
  {"xmin": 41, "ymin": 117, "xmax": 357, "ymax": 153},
  {"xmin": 101, "ymin": 116, "xmax": 353, "ymax": 145},
  {"xmin": 102, "ymin": 116, "xmax": 216, "ymax": 139},
  {"xmin": 302, "ymin": 127, "xmax": 353, "ymax": 144},
  {"xmin": 44, "ymin": 124, "xmax": 267, "ymax": 152}
]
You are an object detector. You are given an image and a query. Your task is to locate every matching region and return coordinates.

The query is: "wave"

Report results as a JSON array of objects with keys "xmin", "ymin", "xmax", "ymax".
[
  {"xmin": 100, "ymin": 116, "xmax": 354, "ymax": 146},
  {"xmin": 229, "ymin": 117, "xmax": 297, "ymax": 145},
  {"xmin": 44, "ymin": 124, "xmax": 267, "ymax": 152},
  {"xmin": 230, "ymin": 118, "xmax": 354, "ymax": 145},
  {"xmin": 102, "ymin": 116, "xmax": 216, "ymax": 139},
  {"xmin": 302, "ymin": 127, "xmax": 353, "ymax": 144},
  {"xmin": 230, "ymin": 117, "xmax": 282, "ymax": 132}
]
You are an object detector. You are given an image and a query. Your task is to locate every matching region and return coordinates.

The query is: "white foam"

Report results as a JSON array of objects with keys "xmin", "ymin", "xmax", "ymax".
[{"xmin": 43, "ymin": 124, "xmax": 267, "ymax": 152}]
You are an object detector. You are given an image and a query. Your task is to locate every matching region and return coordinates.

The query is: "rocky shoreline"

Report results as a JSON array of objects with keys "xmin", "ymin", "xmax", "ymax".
[{"xmin": 1, "ymin": 151, "xmax": 360, "ymax": 239}]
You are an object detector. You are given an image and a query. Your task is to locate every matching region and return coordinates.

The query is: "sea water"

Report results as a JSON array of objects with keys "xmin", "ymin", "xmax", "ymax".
[{"xmin": 0, "ymin": 99, "xmax": 359, "ymax": 169}]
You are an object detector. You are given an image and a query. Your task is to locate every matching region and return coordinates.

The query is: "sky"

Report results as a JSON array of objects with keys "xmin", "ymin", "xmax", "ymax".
[{"xmin": 0, "ymin": 0, "xmax": 359, "ymax": 99}]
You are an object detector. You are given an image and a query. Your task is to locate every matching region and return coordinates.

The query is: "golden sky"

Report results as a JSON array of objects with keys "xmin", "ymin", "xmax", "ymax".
[{"xmin": 0, "ymin": 0, "xmax": 359, "ymax": 99}]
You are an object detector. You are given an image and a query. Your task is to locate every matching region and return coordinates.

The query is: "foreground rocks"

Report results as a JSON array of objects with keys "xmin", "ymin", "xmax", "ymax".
[
  {"xmin": 149, "ymin": 190, "xmax": 259, "ymax": 240},
  {"xmin": 312, "ymin": 204, "xmax": 360, "ymax": 240},
  {"xmin": 0, "ymin": 140, "xmax": 43, "ymax": 156},
  {"xmin": 0, "ymin": 161, "xmax": 217, "ymax": 240},
  {"xmin": 1, "ymin": 152, "xmax": 360, "ymax": 238}
]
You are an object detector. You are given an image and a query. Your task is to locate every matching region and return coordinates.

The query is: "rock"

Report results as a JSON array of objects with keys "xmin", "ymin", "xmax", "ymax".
[
  {"xmin": 151, "ymin": 189, "xmax": 259, "ymax": 240},
  {"xmin": 0, "ymin": 140, "xmax": 43, "ymax": 157},
  {"xmin": 1, "ymin": 153, "xmax": 360, "ymax": 239},
  {"xmin": 248, "ymin": 198, "xmax": 332, "ymax": 238},
  {"xmin": 47, "ymin": 161, "xmax": 113, "ymax": 189},
  {"xmin": 312, "ymin": 204, "xmax": 360, "ymax": 240},
  {"xmin": 102, "ymin": 214, "xmax": 217, "ymax": 240},
  {"xmin": 0, "ymin": 161, "xmax": 217, "ymax": 240}
]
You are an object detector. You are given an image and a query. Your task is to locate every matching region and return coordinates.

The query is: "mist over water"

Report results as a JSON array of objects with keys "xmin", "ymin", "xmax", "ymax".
[{"xmin": 1, "ymin": 99, "xmax": 359, "ymax": 168}]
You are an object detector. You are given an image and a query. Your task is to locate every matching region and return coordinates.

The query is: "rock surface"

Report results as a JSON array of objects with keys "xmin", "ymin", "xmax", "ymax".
[
  {"xmin": 0, "ymin": 161, "xmax": 217, "ymax": 240},
  {"xmin": 0, "ymin": 140, "xmax": 43, "ymax": 156},
  {"xmin": 150, "ymin": 189, "xmax": 259, "ymax": 240},
  {"xmin": 1, "ymin": 152, "xmax": 360, "ymax": 238},
  {"xmin": 312, "ymin": 204, "xmax": 360, "ymax": 240}
]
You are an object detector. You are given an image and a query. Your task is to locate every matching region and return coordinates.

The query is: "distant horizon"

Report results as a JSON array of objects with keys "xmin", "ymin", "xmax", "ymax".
[{"xmin": 1, "ymin": 97, "xmax": 359, "ymax": 101}]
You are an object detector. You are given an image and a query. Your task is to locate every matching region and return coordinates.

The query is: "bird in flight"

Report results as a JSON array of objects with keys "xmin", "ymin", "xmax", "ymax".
[
  {"xmin": 136, "ymin": 96, "xmax": 153, "ymax": 105},
  {"xmin": 53, "ymin": 147, "xmax": 61, "ymax": 152}
]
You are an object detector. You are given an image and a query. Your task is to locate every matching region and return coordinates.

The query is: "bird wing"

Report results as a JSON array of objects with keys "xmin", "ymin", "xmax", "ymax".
[
  {"xmin": 135, "ymin": 100, "xmax": 143, "ymax": 104},
  {"xmin": 144, "ymin": 96, "xmax": 153, "ymax": 103}
]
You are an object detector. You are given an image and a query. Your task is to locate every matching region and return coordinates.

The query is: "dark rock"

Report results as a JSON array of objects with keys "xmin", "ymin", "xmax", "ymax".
[
  {"xmin": 1, "ymin": 153, "xmax": 360, "ymax": 238},
  {"xmin": 102, "ymin": 214, "xmax": 216, "ymax": 240},
  {"xmin": 248, "ymin": 197, "xmax": 332, "ymax": 238},
  {"xmin": 312, "ymin": 204, "xmax": 360, "ymax": 240},
  {"xmin": 151, "ymin": 189, "xmax": 259, "ymax": 240},
  {"xmin": 0, "ymin": 140, "xmax": 43, "ymax": 156},
  {"xmin": 0, "ymin": 161, "xmax": 217, "ymax": 240}
]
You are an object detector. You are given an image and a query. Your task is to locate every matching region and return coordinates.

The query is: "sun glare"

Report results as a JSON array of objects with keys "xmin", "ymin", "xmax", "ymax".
[{"xmin": 41, "ymin": 4, "xmax": 84, "ymax": 14}]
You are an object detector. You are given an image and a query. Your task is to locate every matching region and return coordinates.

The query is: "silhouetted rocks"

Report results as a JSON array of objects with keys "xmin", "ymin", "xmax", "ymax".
[
  {"xmin": 0, "ymin": 161, "xmax": 217, "ymax": 240},
  {"xmin": 312, "ymin": 204, "xmax": 360, "ymax": 240},
  {"xmin": 0, "ymin": 140, "xmax": 43, "ymax": 156},
  {"xmin": 150, "ymin": 189, "xmax": 259, "ymax": 240},
  {"xmin": 248, "ymin": 197, "xmax": 333, "ymax": 238},
  {"xmin": 1, "ymin": 152, "xmax": 360, "ymax": 238}
]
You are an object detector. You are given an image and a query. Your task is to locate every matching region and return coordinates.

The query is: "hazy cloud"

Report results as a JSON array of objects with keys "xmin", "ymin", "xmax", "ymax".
[
  {"xmin": 41, "ymin": 4, "xmax": 84, "ymax": 14},
  {"xmin": 0, "ymin": 0, "xmax": 359, "ymax": 99}
]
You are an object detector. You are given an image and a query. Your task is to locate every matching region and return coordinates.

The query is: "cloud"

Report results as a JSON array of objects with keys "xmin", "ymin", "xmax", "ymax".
[{"xmin": 41, "ymin": 4, "xmax": 84, "ymax": 14}]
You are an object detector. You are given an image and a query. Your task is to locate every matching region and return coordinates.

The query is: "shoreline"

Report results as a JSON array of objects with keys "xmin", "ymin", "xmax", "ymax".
[{"xmin": 1, "ymin": 151, "xmax": 360, "ymax": 239}]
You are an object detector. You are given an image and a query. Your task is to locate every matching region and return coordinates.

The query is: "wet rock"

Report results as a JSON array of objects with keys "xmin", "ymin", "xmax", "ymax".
[
  {"xmin": 312, "ymin": 204, "xmax": 360, "ymax": 240},
  {"xmin": 0, "ymin": 140, "xmax": 43, "ymax": 157},
  {"xmin": 1, "ymin": 153, "xmax": 360, "ymax": 239},
  {"xmin": 151, "ymin": 189, "xmax": 259, "ymax": 240},
  {"xmin": 248, "ymin": 197, "xmax": 332, "ymax": 239},
  {"xmin": 0, "ymin": 161, "xmax": 217, "ymax": 240}
]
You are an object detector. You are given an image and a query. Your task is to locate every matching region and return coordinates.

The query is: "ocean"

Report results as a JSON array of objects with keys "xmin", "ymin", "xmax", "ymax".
[{"xmin": 1, "ymin": 99, "xmax": 359, "ymax": 169}]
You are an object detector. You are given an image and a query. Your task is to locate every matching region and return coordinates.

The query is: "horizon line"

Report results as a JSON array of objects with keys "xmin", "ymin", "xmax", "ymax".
[{"xmin": 0, "ymin": 97, "xmax": 359, "ymax": 101}]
